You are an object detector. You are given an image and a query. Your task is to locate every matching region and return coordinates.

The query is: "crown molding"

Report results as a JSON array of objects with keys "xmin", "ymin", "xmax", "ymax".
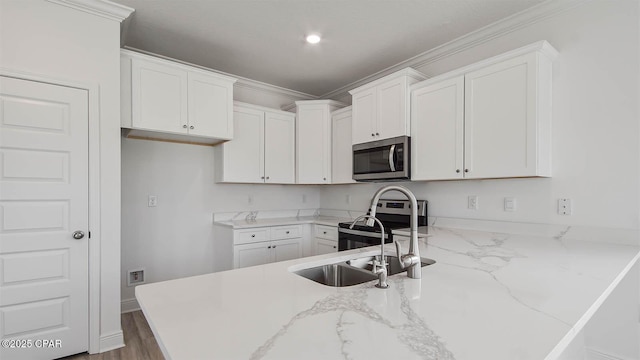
[
  {"xmin": 122, "ymin": 46, "xmax": 318, "ymax": 101},
  {"xmin": 48, "ymin": 0, "xmax": 134, "ymax": 22},
  {"xmin": 320, "ymin": 0, "xmax": 588, "ymax": 100}
]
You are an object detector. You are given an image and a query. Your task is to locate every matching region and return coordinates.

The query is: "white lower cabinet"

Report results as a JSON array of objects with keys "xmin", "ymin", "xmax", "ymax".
[
  {"xmin": 313, "ymin": 225, "xmax": 338, "ymax": 255},
  {"xmin": 232, "ymin": 225, "xmax": 303, "ymax": 269}
]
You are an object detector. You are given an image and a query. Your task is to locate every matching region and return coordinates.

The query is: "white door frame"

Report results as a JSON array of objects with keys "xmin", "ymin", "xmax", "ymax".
[{"xmin": 1, "ymin": 69, "xmax": 104, "ymax": 354}]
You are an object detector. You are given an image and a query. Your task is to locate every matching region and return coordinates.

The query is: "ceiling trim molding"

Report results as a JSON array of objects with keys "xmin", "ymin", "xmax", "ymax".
[
  {"xmin": 123, "ymin": 46, "xmax": 318, "ymax": 101},
  {"xmin": 234, "ymin": 77, "xmax": 318, "ymax": 101},
  {"xmin": 47, "ymin": 0, "xmax": 135, "ymax": 22},
  {"xmin": 320, "ymin": 0, "xmax": 588, "ymax": 100}
]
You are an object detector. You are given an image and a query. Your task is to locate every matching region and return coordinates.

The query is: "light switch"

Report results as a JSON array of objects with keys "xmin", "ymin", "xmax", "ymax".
[
  {"xmin": 468, "ymin": 196, "xmax": 478, "ymax": 210},
  {"xmin": 504, "ymin": 197, "xmax": 516, "ymax": 212},
  {"xmin": 148, "ymin": 195, "xmax": 157, "ymax": 207}
]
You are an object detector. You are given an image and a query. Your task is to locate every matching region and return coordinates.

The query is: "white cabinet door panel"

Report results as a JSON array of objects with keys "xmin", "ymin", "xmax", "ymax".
[
  {"xmin": 464, "ymin": 54, "xmax": 537, "ymax": 179},
  {"xmin": 222, "ymin": 107, "xmax": 264, "ymax": 183},
  {"xmin": 234, "ymin": 243, "xmax": 270, "ymax": 268},
  {"xmin": 272, "ymin": 239, "xmax": 302, "ymax": 263},
  {"xmin": 188, "ymin": 72, "xmax": 233, "ymax": 139},
  {"xmin": 377, "ymin": 77, "xmax": 406, "ymax": 139},
  {"xmin": 351, "ymin": 88, "xmax": 376, "ymax": 145},
  {"xmin": 265, "ymin": 112, "xmax": 295, "ymax": 184},
  {"xmin": 132, "ymin": 58, "xmax": 188, "ymax": 133},
  {"xmin": 315, "ymin": 239, "xmax": 338, "ymax": 255},
  {"xmin": 332, "ymin": 108, "xmax": 355, "ymax": 184},
  {"xmin": 411, "ymin": 76, "xmax": 465, "ymax": 180},
  {"xmin": 296, "ymin": 105, "xmax": 328, "ymax": 184}
]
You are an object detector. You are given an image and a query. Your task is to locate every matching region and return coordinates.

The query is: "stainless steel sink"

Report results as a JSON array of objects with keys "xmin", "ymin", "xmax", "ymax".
[
  {"xmin": 347, "ymin": 255, "xmax": 436, "ymax": 276},
  {"xmin": 293, "ymin": 255, "xmax": 436, "ymax": 287},
  {"xmin": 294, "ymin": 263, "xmax": 378, "ymax": 287}
]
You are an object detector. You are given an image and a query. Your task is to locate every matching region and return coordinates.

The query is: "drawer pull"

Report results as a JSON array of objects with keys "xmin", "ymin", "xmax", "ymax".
[
  {"xmin": 286, "ymin": 231, "xmax": 290, "ymax": 234},
  {"xmin": 251, "ymin": 234, "xmax": 255, "ymax": 238},
  {"xmin": 273, "ymin": 245, "xmax": 277, "ymax": 248},
  {"xmin": 323, "ymin": 231, "xmax": 327, "ymax": 234}
]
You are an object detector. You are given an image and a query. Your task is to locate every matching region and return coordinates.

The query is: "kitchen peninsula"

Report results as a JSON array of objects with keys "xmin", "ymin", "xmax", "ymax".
[{"xmin": 136, "ymin": 225, "xmax": 639, "ymax": 359}]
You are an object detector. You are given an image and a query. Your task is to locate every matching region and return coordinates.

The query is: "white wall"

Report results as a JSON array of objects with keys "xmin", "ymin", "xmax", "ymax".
[
  {"xmin": 120, "ymin": 138, "xmax": 321, "ymax": 304},
  {"xmin": 322, "ymin": 0, "xmax": 640, "ymax": 231},
  {"xmin": 0, "ymin": 0, "xmax": 125, "ymax": 351}
]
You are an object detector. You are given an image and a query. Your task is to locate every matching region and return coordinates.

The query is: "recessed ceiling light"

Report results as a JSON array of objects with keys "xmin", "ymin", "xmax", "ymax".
[{"xmin": 306, "ymin": 34, "xmax": 321, "ymax": 44}]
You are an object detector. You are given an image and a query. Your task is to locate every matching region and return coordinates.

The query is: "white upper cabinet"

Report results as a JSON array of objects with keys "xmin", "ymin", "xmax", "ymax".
[
  {"xmin": 121, "ymin": 49, "xmax": 236, "ymax": 145},
  {"xmin": 265, "ymin": 111, "xmax": 296, "ymax": 184},
  {"xmin": 295, "ymin": 100, "xmax": 346, "ymax": 184},
  {"xmin": 350, "ymin": 68, "xmax": 426, "ymax": 145},
  {"xmin": 188, "ymin": 72, "xmax": 234, "ymax": 138},
  {"xmin": 331, "ymin": 106, "xmax": 356, "ymax": 184},
  {"xmin": 215, "ymin": 102, "xmax": 295, "ymax": 184},
  {"xmin": 411, "ymin": 76, "xmax": 465, "ymax": 180},
  {"xmin": 411, "ymin": 41, "xmax": 557, "ymax": 181}
]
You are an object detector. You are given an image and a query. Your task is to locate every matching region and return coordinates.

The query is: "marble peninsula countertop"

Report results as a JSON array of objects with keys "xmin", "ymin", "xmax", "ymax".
[{"xmin": 136, "ymin": 226, "xmax": 639, "ymax": 360}]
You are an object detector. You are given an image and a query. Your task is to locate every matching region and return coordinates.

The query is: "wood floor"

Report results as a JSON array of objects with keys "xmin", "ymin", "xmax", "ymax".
[{"xmin": 60, "ymin": 311, "xmax": 164, "ymax": 360}]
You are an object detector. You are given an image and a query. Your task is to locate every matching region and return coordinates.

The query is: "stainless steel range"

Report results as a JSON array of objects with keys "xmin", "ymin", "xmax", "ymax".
[{"xmin": 338, "ymin": 199, "xmax": 427, "ymax": 251}]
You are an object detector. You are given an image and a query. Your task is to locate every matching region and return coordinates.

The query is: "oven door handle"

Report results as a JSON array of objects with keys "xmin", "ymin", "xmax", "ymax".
[
  {"xmin": 388, "ymin": 144, "xmax": 396, "ymax": 172},
  {"xmin": 338, "ymin": 227, "xmax": 389, "ymax": 239}
]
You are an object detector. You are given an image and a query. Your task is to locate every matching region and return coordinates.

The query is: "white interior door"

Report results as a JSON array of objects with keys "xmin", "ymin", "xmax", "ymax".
[{"xmin": 0, "ymin": 76, "xmax": 89, "ymax": 359}]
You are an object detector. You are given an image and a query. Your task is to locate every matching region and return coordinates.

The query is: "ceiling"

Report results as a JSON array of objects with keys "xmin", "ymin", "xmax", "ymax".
[{"xmin": 116, "ymin": 0, "xmax": 547, "ymax": 97}]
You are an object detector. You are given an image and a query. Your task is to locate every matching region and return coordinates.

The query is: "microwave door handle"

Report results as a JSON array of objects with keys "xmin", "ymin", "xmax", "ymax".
[{"xmin": 388, "ymin": 144, "xmax": 396, "ymax": 172}]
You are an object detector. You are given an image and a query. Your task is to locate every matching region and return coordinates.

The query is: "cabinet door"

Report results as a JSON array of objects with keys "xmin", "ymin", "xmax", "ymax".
[
  {"xmin": 187, "ymin": 72, "xmax": 233, "ymax": 139},
  {"xmin": 296, "ymin": 105, "xmax": 329, "ymax": 184},
  {"xmin": 131, "ymin": 58, "xmax": 188, "ymax": 133},
  {"xmin": 332, "ymin": 109, "xmax": 355, "ymax": 184},
  {"xmin": 220, "ymin": 106, "xmax": 265, "ymax": 183},
  {"xmin": 351, "ymin": 88, "xmax": 377, "ymax": 145},
  {"xmin": 377, "ymin": 77, "xmax": 408, "ymax": 139},
  {"xmin": 271, "ymin": 238, "xmax": 302, "ymax": 263},
  {"xmin": 264, "ymin": 111, "xmax": 295, "ymax": 184},
  {"xmin": 464, "ymin": 53, "xmax": 537, "ymax": 178},
  {"xmin": 315, "ymin": 239, "xmax": 338, "ymax": 255},
  {"xmin": 234, "ymin": 242, "xmax": 270, "ymax": 268},
  {"xmin": 411, "ymin": 76, "xmax": 465, "ymax": 180}
]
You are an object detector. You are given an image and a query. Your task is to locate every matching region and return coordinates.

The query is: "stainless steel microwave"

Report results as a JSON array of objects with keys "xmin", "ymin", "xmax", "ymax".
[{"xmin": 352, "ymin": 136, "xmax": 410, "ymax": 181}]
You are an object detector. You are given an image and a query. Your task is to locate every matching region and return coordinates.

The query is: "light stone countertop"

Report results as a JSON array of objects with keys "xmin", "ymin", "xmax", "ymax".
[
  {"xmin": 136, "ymin": 226, "xmax": 640, "ymax": 360},
  {"xmin": 214, "ymin": 215, "xmax": 352, "ymax": 229}
]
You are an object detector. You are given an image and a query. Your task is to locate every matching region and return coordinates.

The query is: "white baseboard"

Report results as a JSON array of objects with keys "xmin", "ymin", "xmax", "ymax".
[
  {"xmin": 121, "ymin": 297, "xmax": 140, "ymax": 313},
  {"xmin": 99, "ymin": 330, "xmax": 124, "ymax": 352},
  {"xmin": 587, "ymin": 348, "xmax": 631, "ymax": 360}
]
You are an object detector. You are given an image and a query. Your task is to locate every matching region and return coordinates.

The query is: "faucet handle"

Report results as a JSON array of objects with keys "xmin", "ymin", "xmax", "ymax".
[{"xmin": 394, "ymin": 241, "xmax": 406, "ymax": 269}]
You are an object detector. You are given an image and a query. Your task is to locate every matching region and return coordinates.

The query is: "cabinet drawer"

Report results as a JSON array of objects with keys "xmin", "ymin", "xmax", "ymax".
[
  {"xmin": 271, "ymin": 225, "xmax": 302, "ymax": 240},
  {"xmin": 235, "ymin": 228, "xmax": 269, "ymax": 245},
  {"xmin": 315, "ymin": 225, "xmax": 338, "ymax": 240}
]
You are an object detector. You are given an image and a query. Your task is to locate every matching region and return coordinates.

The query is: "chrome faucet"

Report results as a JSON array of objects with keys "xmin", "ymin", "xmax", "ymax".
[
  {"xmin": 368, "ymin": 185, "xmax": 422, "ymax": 279},
  {"xmin": 349, "ymin": 215, "xmax": 388, "ymax": 289}
]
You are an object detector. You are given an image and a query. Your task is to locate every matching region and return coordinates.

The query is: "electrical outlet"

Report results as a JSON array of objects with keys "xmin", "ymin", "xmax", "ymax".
[
  {"xmin": 302, "ymin": 194, "xmax": 307, "ymax": 203},
  {"xmin": 346, "ymin": 194, "xmax": 351, "ymax": 205},
  {"xmin": 504, "ymin": 197, "xmax": 516, "ymax": 212},
  {"xmin": 148, "ymin": 195, "xmax": 157, "ymax": 207},
  {"xmin": 248, "ymin": 195, "xmax": 253, "ymax": 204},
  {"xmin": 558, "ymin": 198, "xmax": 572, "ymax": 215},
  {"xmin": 127, "ymin": 269, "xmax": 145, "ymax": 287},
  {"xmin": 468, "ymin": 195, "xmax": 478, "ymax": 210}
]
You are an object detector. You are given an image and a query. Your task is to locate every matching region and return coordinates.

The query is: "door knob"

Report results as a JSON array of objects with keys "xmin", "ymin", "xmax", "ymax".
[{"xmin": 72, "ymin": 231, "xmax": 85, "ymax": 240}]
